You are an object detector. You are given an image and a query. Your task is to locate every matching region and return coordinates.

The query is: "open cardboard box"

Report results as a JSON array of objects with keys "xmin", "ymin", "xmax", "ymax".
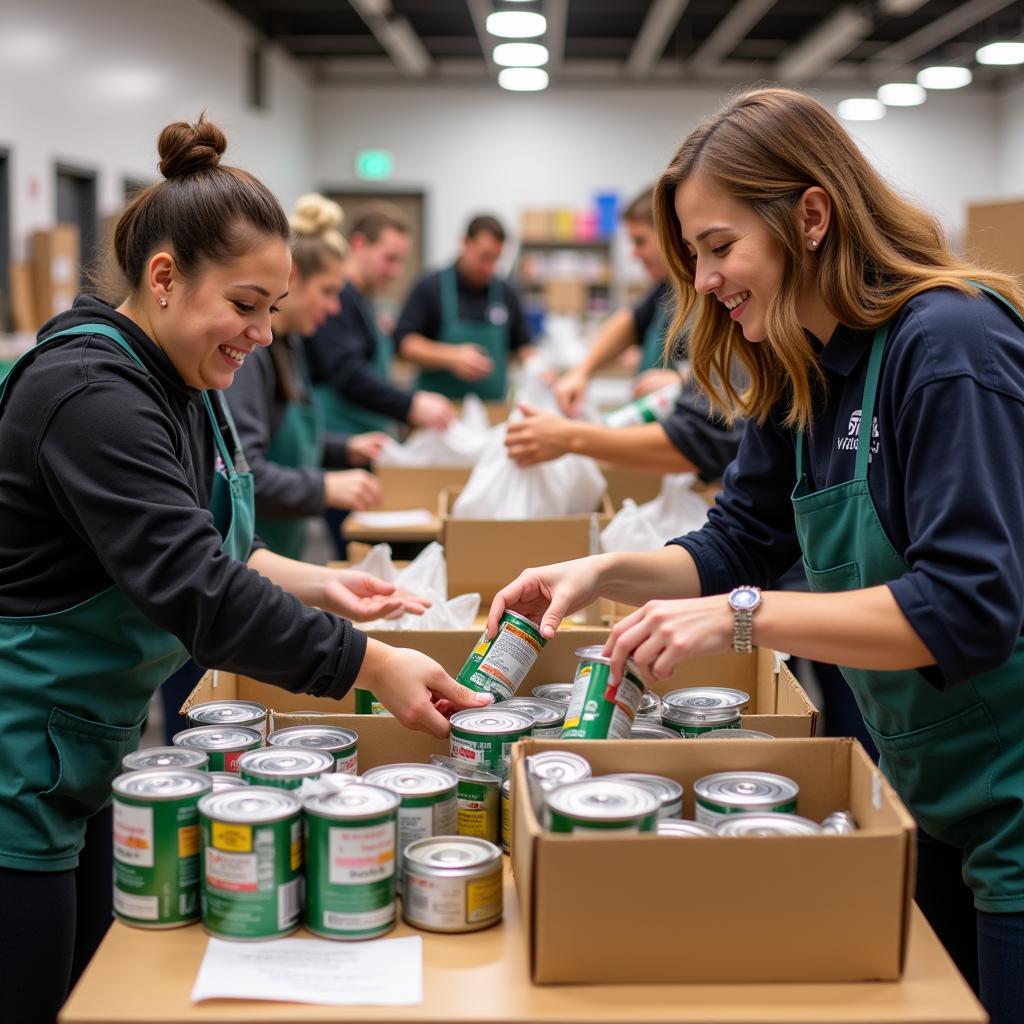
[{"xmin": 510, "ymin": 736, "xmax": 915, "ymax": 985}]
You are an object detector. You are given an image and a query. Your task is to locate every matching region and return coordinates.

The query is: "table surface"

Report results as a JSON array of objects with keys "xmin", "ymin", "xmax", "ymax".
[{"xmin": 61, "ymin": 865, "xmax": 986, "ymax": 1024}]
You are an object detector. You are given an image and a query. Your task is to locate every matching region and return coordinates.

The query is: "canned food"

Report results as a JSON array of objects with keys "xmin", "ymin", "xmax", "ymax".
[
  {"xmin": 545, "ymin": 779, "xmax": 659, "ymax": 833},
  {"xmin": 303, "ymin": 784, "xmax": 400, "ymax": 940},
  {"xmin": 402, "ymin": 837, "xmax": 503, "ymax": 933},
  {"xmin": 635, "ymin": 690, "xmax": 663, "ymax": 720},
  {"xmin": 112, "ymin": 768, "xmax": 212, "ymax": 928},
  {"xmin": 561, "ymin": 646, "xmax": 646, "ymax": 740},
  {"xmin": 353, "ymin": 689, "xmax": 392, "ymax": 716},
  {"xmin": 694, "ymin": 771, "xmax": 799, "ymax": 828},
  {"xmin": 268, "ymin": 726, "xmax": 358, "ymax": 775},
  {"xmin": 821, "ymin": 810, "xmax": 858, "ymax": 835},
  {"xmin": 198, "ymin": 787, "xmax": 302, "ymax": 940},
  {"xmin": 661, "ymin": 687, "xmax": 750, "ymax": 738},
  {"xmin": 361, "ymin": 764, "xmax": 459, "ymax": 890},
  {"xmin": 500, "ymin": 779, "xmax": 511, "ymax": 855},
  {"xmin": 238, "ymin": 748, "xmax": 334, "ymax": 790},
  {"xmin": 603, "ymin": 381, "xmax": 681, "ymax": 428},
  {"xmin": 531, "ymin": 682, "xmax": 573, "ymax": 705},
  {"xmin": 449, "ymin": 708, "xmax": 533, "ymax": 779},
  {"xmin": 122, "ymin": 746, "xmax": 209, "ymax": 773},
  {"xmin": 657, "ymin": 818, "xmax": 718, "ymax": 837},
  {"xmin": 501, "ymin": 696, "xmax": 565, "ymax": 737},
  {"xmin": 629, "ymin": 721, "xmax": 681, "ymax": 740},
  {"xmin": 456, "ymin": 611, "xmax": 546, "ymax": 702},
  {"xmin": 187, "ymin": 700, "xmax": 268, "ymax": 739},
  {"xmin": 698, "ymin": 728, "xmax": 774, "ymax": 740},
  {"xmin": 430, "ymin": 755, "xmax": 501, "ymax": 845},
  {"xmin": 208, "ymin": 772, "xmax": 249, "ymax": 793},
  {"xmin": 172, "ymin": 726, "xmax": 262, "ymax": 773},
  {"xmin": 717, "ymin": 813, "xmax": 822, "ymax": 837},
  {"xmin": 606, "ymin": 773, "xmax": 683, "ymax": 819}
]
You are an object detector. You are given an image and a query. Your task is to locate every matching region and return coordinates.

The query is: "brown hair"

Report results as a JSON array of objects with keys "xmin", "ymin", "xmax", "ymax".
[
  {"xmin": 654, "ymin": 86, "xmax": 1024, "ymax": 428},
  {"xmin": 348, "ymin": 203, "xmax": 411, "ymax": 244},
  {"xmin": 112, "ymin": 113, "xmax": 290, "ymax": 295},
  {"xmin": 465, "ymin": 214, "xmax": 506, "ymax": 242},
  {"xmin": 622, "ymin": 187, "xmax": 655, "ymax": 226}
]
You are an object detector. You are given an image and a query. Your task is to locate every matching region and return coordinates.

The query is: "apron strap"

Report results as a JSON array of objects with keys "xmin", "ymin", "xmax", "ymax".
[
  {"xmin": 854, "ymin": 323, "xmax": 890, "ymax": 480},
  {"xmin": 201, "ymin": 390, "xmax": 249, "ymax": 476},
  {"xmin": 440, "ymin": 266, "xmax": 459, "ymax": 329},
  {"xmin": 969, "ymin": 280, "xmax": 1024, "ymax": 330}
]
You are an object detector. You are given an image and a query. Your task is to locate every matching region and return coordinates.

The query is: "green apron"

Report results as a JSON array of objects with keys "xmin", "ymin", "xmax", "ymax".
[
  {"xmin": 313, "ymin": 295, "xmax": 395, "ymax": 436},
  {"xmin": 792, "ymin": 286, "xmax": 1024, "ymax": 911},
  {"xmin": 258, "ymin": 344, "xmax": 324, "ymax": 560},
  {"xmin": 639, "ymin": 304, "xmax": 670, "ymax": 373},
  {"xmin": 0, "ymin": 322, "xmax": 255, "ymax": 871},
  {"xmin": 416, "ymin": 266, "xmax": 508, "ymax": 400}
]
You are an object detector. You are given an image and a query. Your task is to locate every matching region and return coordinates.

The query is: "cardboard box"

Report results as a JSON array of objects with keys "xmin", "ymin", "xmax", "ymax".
[
  {"xmin": 601, "ymin": 465, "xmax": 664, "ymax": 506},
  {"xmin": 511, "ymin": 736, "xmax": 915, "ymax": 985},
  {"xmin": 543, "ymin": 279, "xmax": 588, "ymax": 316},
  {"xmin": 8, "ymin": 261, "xmax": 37, "ymax": 333},
  {"xmin": 966, "ymin": 197, "xmax": 1024, "ymax": 277},
  {"xmin": 31, "ymin": 225, "xmax": 79, "ymax": 324},
  {"xmin": 375, "ymin": 465, "xmax": 472, "ymax": 509}
]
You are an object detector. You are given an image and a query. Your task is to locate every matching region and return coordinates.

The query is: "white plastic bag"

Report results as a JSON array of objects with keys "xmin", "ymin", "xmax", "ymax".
[
  {"xmin": 600, "ymin": 474, "xmax": 709, "ymax": 553},
  {"xmin": 375, "ymin": 393, "xmax": 492, "ymax": 468}
]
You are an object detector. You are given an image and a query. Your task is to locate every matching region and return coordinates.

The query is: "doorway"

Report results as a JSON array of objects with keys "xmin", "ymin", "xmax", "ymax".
[{"xmin": 55, "ymin": 163, "xmax": 98, "ymax": 286}]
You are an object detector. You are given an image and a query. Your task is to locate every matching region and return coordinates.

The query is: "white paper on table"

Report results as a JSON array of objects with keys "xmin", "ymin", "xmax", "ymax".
[
  {"xmin": 350, "ymin": 508, "xmax": 434, "ymax": 528},
  {"xmin": 191, "ymin": 935, "xmax": 423, "ymax": 1006}
]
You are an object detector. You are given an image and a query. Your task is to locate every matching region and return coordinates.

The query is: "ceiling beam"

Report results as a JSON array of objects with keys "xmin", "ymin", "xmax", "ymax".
[
  {"xmin": 348, "ymin": 0, "xmax": 432, "ymax": 77},
  {"xmin": 626, "ymin": 0, "xmax": 690, "ymax": 78},
  {"xmin": 776, "ymin": 4, "xmax": 873, "ymax": 82},
  {"xmin": 465, "ymin": 0, "xmax": 497, "ymax": 75},
  {"xmin": 544, "ymin": 0, "xmax": 569, "ymax": 78},
  {"xmin": 689, "ymin": 0, "xmax": 777, "ymax": 74}
]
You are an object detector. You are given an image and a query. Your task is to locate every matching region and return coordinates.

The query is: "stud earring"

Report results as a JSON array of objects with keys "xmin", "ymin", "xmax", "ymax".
[
  {"xmin": 158, "ymin": 297, "xmax": 168, "ymax": 307},
  {"xmin": 809, "ymin": 239, "xmax": 819, "ymax": 250}
]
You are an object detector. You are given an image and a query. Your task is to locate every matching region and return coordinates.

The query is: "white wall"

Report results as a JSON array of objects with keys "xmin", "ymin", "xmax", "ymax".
[
  {"xmin": 0, "ymin": 0, "xmax": 313, "ymax": 260},
  {"xmin": 994, "ymin": 79, "xmax": 1024, "ymax": 201}
]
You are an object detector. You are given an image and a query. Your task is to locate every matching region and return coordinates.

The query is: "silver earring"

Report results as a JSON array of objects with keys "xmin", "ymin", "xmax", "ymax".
[
  {"xmin": 809, "ymin": 239, "xmax": 819, "ymax": 250},
  {"xmin": 158, "ymin": 297, "xmax": 168, "ymax": 307}
]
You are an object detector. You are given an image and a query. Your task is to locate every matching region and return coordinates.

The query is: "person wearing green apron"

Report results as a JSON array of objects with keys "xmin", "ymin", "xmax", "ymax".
[
  {"xmin": 0, "ymin": 117, "xmax": 490, "ymax": 1024},
  {"xmin": 486, "ymin": 88, "xmax": 1024, "ymax": 1023},
  {"xmin": 395, "ymin": 214, "xmax": 533, "ymax": 401}
]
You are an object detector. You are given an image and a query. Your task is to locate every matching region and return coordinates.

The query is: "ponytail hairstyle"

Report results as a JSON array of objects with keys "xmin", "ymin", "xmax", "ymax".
[{"xmin": 654, "ymin": 86, "xmax": 1024, "ymax": 428}]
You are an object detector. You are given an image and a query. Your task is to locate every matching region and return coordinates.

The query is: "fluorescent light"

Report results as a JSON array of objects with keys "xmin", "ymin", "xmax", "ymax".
[
  {"xmin": 838, "ymin": 98, "xmax": 886, "ymax": 121},
  {"xmin": 486, "ymin": 11, "xmax": 547, "ymax": 39},
  {"xmin": 498, "ymin": 67, "xmax": 549, "ymax": 91},
  {"xmin": 877, "ymin": 82, "xmax": 926, "ymax": 106},
  {"xmin": 917, "ymin": 66, "xmax": 972, "ymax": 90},
  {"xmin": 976, "ymin": 41, "xmax": 1024, "ymax": 65},
  {"xmin": 494, "ymin": 42, "xmax": 549, "ymax": 67}
]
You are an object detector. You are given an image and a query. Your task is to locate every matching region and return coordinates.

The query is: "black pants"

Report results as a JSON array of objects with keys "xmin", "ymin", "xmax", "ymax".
[
  {"xmin": 916, "ymin": 829, "xmax": 1024, "ymax": 1024},
  {"xmin": 0, "ymin": 805, "xmax": 113, "ymax": 1024}
]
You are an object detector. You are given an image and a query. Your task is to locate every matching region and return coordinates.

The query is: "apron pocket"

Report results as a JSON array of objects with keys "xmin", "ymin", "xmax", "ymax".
[{"xmin": 801, "ymin": 557, "xmax": 862, "ymax": 593}]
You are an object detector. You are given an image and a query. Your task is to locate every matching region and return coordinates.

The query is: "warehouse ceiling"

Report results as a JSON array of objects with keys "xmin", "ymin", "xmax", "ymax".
[{"xmin": 218, "ymin": 0, "xmax": 1024, "ymax": 88}]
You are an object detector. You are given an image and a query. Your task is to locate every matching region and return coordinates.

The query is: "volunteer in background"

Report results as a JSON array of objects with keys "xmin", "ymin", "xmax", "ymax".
[
  {"xmin": 395, "ymin": 214, "xmax": 533, "ymax": 400},
  {"xmin": 489, "ymin": 88, "xmax": 1024, "ymax": 1024},
  {"xmin": 0, "ymin": 116, "xmax": 491, "ymax": 1024},
  {"xmin": 554, "ymin": 186, "xmax": 681, "ymax": 417}
]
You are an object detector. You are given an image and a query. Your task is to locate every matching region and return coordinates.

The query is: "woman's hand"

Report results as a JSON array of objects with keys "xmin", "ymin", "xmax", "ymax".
[
  {"xmin": 322, "ymin": 570, "xmax": 431, "ymax": 622},
  {"xmin": 323, "ymin": 469, "xmax": 383, "ymax": 511},
  {"xmin": 345, "ymin": 432, "xmax": 390, "ymax": 466},
  {"xmin": 359, "ymin": 640, "xmax": 494, "ymax": 738},
  {"xmin": 504, "ymin": 403, "xmax": 572, "ymax": 467},
  {"xmin": 632, "ymin": 368, "xmax": 683, "ymax": 399},
  {"xmin": 409, "ymin": 391, "xmax": 456, "ymax": 429},
  {"xmin": 602, "ymin": 596, "xmax": 734, "ymax": 683},
  {"xmin": 553, "ymin": 367, "xmax": 589, "ymax": 417}
]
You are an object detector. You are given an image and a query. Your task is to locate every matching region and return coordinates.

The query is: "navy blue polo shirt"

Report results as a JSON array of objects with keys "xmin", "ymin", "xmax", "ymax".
[{"xmin": 670, "ymin": 286, "xmax": 1024, "ymax": 689}]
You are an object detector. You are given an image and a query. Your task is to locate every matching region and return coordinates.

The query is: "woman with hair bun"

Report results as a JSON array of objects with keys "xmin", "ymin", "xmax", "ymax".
[
  {"xmin": 0, "ymin": 115, "xmax": 491, "ymax": 1022},
  {"xmin": 489, "ymin": 87, "xmax": 1024, "ymax": 1022}
]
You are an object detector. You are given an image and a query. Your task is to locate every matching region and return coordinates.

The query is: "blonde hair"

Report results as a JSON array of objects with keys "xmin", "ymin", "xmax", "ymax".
[
  {"xmin": 654, "ymin": 86, "xmax": 1024, "ymax": 428},
  {"xmin": 289, "ymin": 193, "xmax": 347, "ymax": 278}
]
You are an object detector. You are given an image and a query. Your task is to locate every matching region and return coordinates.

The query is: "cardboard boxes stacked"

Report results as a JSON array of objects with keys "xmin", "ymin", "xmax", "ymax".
[{"xmin": 31, "ymin": 225, "xmax": 80, "ymax": 329}]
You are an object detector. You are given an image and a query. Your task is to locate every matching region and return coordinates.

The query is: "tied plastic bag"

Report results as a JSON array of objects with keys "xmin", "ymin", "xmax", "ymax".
[
  {"xmin": 600, "ymin": 474, "xmax": 709, "ymax": 553},
  {"xmin": 375, "ymin": 393, "xmax": 491, "ymax": 467},
  {"xmin": 350, "ymin": 541, "xmax": 481, "ymax": 630}
]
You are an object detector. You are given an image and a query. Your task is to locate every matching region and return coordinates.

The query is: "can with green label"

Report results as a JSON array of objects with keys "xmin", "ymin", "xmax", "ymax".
[
  {"xmin": 199, "ymin": 787, "xmax": 303, "ymax": 940},
  {"xmin": 268, "ymin": 726, "xmax": 358, "ymax": 774},
  {"xmin": 603, "ymin": 381, "xmax": 680, "ymax": 427},
  {"xmin": 187, "ymin": 699, "xmax": 268, "ymax": 739},
  {"xmin": 122, "ymin": 747, "xmax": 209, "ymax": 773},
  {"xmin": 545, "ymin": 779, "xmax": 659, "ymax": 833},
  {"xmin": 172, "ymin": 726, "xmax": 262, "ymax": 773},
  {"xmin": 561, "ymin": 646, "xmax": 646, "ymax": 740},
  {"xmin": 430, "ymin": 755, "xmax": 501, "ymax": 844},
  {"xmin": 353, "ymin": 689, "xmax": 392, "ymax": 716},
  {"xmin": 113, "ymin": 768, "xmax": 212, "ymax": 928},
  {"xmin": 238, "ymin": 748, "xmax": 334, "ymax": 790},
  {"xmin": 606, "ymin": 773, "xmax": 683, "ymax": 819},
  {"xmin": 531, "ymin": 682, "xmax": 572, "ymax": 705},
  {"xmin": 694, "ymin": 771, "xmax": 799, "ymax": 828},
  {"xmin": 456, "ymin": 610, "xmax": 546, "ymax": 702},
  {"xmin": 449, "ymin": 708, "xmax": 534, "ymax": 779},
  {"xmin": 208, "ymin": 772, "xmax": 249, "ymax": 793},
  {"xmin": 661, "ymin": 687, "xmax": 749, "ymax": 737},
  {"xmin": 303, "ymin": 784, "xmax": 400, "ymax": 940},
  {"xmin": 501, "ymin": 696, "xmax": 565, "ymax": 737}
]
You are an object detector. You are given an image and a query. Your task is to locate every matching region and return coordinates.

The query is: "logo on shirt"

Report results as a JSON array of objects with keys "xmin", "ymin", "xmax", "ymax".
[
  {"xmin": 837, "ymin": 408, "xmax": 880, "ymax": 458},
  {"xmin": 488, "ymin": 303, "xmax": 509, "ymax": 326}
]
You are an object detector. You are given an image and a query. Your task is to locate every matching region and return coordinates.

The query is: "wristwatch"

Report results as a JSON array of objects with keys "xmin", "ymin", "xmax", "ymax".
[{"xmin": 728, "ymin": 586, "xmax": 762, "ymax": 654}]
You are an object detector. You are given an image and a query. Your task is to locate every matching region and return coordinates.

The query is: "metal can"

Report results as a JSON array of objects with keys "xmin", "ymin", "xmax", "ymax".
[
  {"xmin": 694, "ymin": 771, "xmax": 800, "ymax": 828},
  {"xmin": 500, "ymin": 779, "xmax": 512, "ymax": 855},
  {"xmin": 501, "ymin": 696, "xmax": 565, "ymax": 737},
  {"xmin": 661, "ymin": 687, "xmax": 750, "ymax": 738},
  {"xmin": 361, "ymin": 764, "xmax": 459, "ymax": 890},
  {"xmin": 449, "ymin": 708, "xmax": 534, "ymax": 779},
  {"xmin": 456, "ymin": 611, "xmax": 546, "ymax": 702},
  {"xmin": 208, "ymin": 772, "xmax": 249, "ymax": 793},
  {"xmin": 657, "ymin": 818, "xmax": 718, "ymax": 837},
  {"xmin": 198, "ymin": 787, "xmax": 303, "ymax": 940},
  {"xmin": 238, "ymin": 748, "xmax": 334, "ymax": 790},
  {"xmin": 303, "ymin": 784, "xmax": 400, "ymax": 941},
  {"xmin": 430, "ymin": 755, "xmax": 501, "ymax": 845},
  {"xmin": 525, "ymin": 749, "xmax": 593, "ymax": 817},
  {"xmin": 545, "ymin": 778, "xmax": 659, "ymax": 833},
  {"xmin": 603, "ymin": 381, "xmax": 681, "ymax": 428},
  {"xmin": 635, "ymin": 690, "xmax": 663, "ymax": 720},
  {"xmin": 402, "ymin": 837, "xmax": 503, "ymax": 933},
  {"xmin": 353, "ymin": 689, "xmax": 392, "ymax": 716},
  {"xmin": 112, "ymin": 768, "xmax": 212, "ymax": 929},
  {"xmin": 187, "ymin": 699, "xmax": 268, "ymax": 739},
  {"xmin": 122, "ymin": 746, "xmax": 209, "ymax": 773},
  {"xmin": 718, "ymin": 813, "xmax": 823, "ymax": 837},
  {"xmin": 821, "ymin": 810, "xmax": 858, "ymax": 835},
  {"xmin": 172, "ymin": 726, "xmax": 262, "ymax": 773},
  {"xmin": 561, "ymin": 646, "xmax": 646, "ymax": 740},
  {"xmin": 606, "ymin": 773, "xmax": 683, "ymax": 819},
  {"xmin": 268, "ymin": 726, "xmax": 358, "ymax": 775},
  {"xmin": 629, "ymin": 721, "xmax": 681, "ymax": 740},
  {"xmin": 531, "ymin": 682, "xmax": 573, "ymax": 705},
  {"xmin": 698, "ymin": 728, "xmax": 774, "ymax": 740}
]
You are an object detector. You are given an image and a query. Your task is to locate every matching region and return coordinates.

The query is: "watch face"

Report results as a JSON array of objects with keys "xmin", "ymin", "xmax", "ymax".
[{"xmin": 731, "ymin": 588, "xmax": 759, "ymax": 610}]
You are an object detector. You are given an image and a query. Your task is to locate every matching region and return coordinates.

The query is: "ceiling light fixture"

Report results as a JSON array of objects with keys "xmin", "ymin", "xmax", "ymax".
[
  {"xmin": 837, "ymin": 98, "xmax": 886, "ymax": 121},
  {"xmin": 486, "ymin": 11, "xmax": 547, "ymax": 39},
  {"xmin": 493, "ymin": 42, "xmax": 549, "ymax": 67},
  {"xmin": 877, "ymin": 82, "xmax": 926, "ymax": 106},
  {"xmin": 976, "ymin": 41, "xmax": 1024, "ymax": 65},
  {"xmin": 917, "ymin": 65, "xmax": 972, "ymax": 89},
  {"xmin": 498, "ymin": 66, "xmax": 549, "ymax": 91}
]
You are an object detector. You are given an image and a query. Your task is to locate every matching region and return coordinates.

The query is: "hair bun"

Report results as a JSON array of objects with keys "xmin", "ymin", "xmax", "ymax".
[
  {"xmin": 158, "ymin": 114, "xmax": 227, "ymax": 179},
  {"xmin": 290, "ymin": 194, "xmax": 345, "ymax": 238}
]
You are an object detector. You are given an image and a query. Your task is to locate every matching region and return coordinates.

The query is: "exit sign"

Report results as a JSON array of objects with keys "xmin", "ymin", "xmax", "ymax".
[{"xmin": 355, "ymin": 150, "xmax": 394, "ymax": 180}]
